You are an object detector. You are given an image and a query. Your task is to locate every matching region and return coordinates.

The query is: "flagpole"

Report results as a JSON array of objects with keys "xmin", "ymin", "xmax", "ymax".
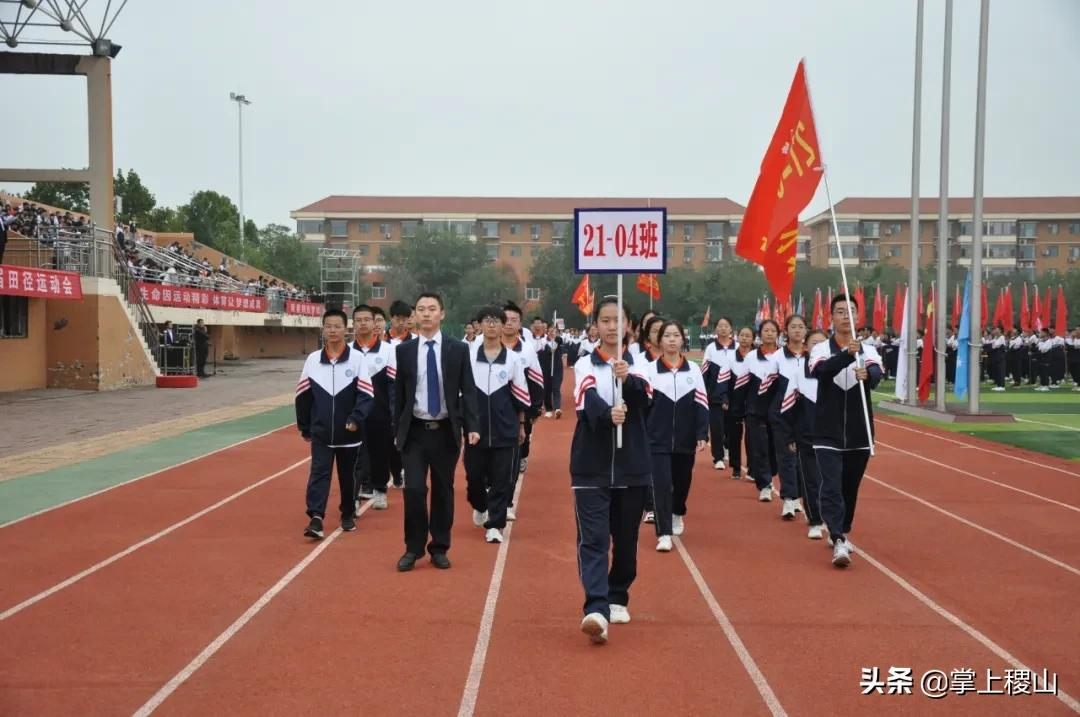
[
  {"xmin": 968, "ymin": 0, "xmax": 990, "ymax": 415},
  {"xmin": 907, "ymin": 0, "xmax": 925, "ymax": 405},
  {"xmin": 935, "ymin": 0, "xmax": 953, "ymax": 412},
  {"xmin": 823, "ymin": 169, "xmax": 875, "ymax": 456},
  {"xmin": 616, "ymin": 273, "xmax": 624, "ymax": 449}
]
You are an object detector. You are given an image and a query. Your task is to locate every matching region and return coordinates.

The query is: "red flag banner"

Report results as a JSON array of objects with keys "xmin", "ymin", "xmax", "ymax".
[
  {"xmin": 736, "ymin": 61, "xmax": 821, "ymax": 299},
  {"xmin": 824, "ymin": 287, "xmax": 833, "ymax": 331},
  {"xmin": 1032, "ymin": 285, "xmax": 1043, "ymax": 331},
  {"xmin": 700, "ymin": 305, "xmax": 711, "ymax": 329},
  {"xmin": 917, "ymin": 288, "xmax": 924, "ymax": 332},
  {"xmin": 892, "ymin": 284, "xmax": 904, "ymax": 334},
  {"xmin": 951, "ymin": 283, "xmax": 961, "ymax": 330},
  {"xmin": 1043, "ymin": 286, "xmax": 1052, "ymax": 332},
  {"xmin": 1, "ymin": 264, "xmax": 83, "ymax": 301},
  {"xmin": 1020, "ymin": 283, "xmax": 1031, "ymax": 332},
  {"xmin": 1003, "ymin": 285, "xmax": 1014, "ymax": 333},
  {"xmin": 571, "ymin": 274, "xmax": 591, "ymax": 316},
  {"xmin": 812, "ymin": 289, "xmax": 823, "ymax": 329},
  {"xmin": 918, "ymin": 296, "xmax": 935, "ymax": 403},
  {"xmin": 872, "ymin": 285, "xmax": 885, "ymax": 333},
  {"xmin": 980, "ymin": 283, "xmax": 989, "ymax": 332},
  {"xmin": 635, "ymin": 273, "xmax": 661, "ymax": 300},
  {"xmin": 854, "ymin": 285, "xmax": 867, "ymax": 329},
  {"xmin": 135, "ymin": 282, "xmax": 267, "ymax": 313},
  {"xmin": 1056, "ymin": 286, "xmax": 1068, "ymax": 333}
]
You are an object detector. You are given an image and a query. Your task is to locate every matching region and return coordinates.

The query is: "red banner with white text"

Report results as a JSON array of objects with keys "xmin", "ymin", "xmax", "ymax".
[
  {"xmin": 285, "ymin": 300, "xmax": 325, "ymax": 317},
  {"xmin": 0, "ymin": 264, "xmax": 83, "ymax": 300},
  {"xmin": 135, "ymin": 282, "xmax": 267, "ymax": 312}
]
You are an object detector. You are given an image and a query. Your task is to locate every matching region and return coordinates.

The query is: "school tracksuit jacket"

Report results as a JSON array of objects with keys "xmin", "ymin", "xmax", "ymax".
[
  {"xmin": 352, "ymin": 338, "xmax": 397, "ymax": 493},
  {"xmin": 701, "ymin": 338, "xmax": 737, "ymax": 464},
  {"xmin": 744, "ymin": 348, "xmax": 779, "ymax": 491}
]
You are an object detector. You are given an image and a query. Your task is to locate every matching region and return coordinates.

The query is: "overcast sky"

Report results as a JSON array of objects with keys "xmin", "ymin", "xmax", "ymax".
[{"xmin": 4, "ymin": 0, "xmax": 1079, "ymax": 228}]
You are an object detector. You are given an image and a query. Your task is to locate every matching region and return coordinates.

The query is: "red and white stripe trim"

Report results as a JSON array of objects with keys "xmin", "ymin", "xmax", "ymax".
[
  {"xmin": 295, "ymin": 379, "xmax": 310, "ymax": 395},
  {"xmin": 576, "ymin": 375, "xmax": 597, "ymax": 408},
  {"xmin": 716, "ymin": 369, "xmax": 731, "ymax": 382},
  {"xmin": 734, "ymin": 375, "xmax": 750, "ymax": 388},
  {"xmin": 699, "ymin": 361, "xmax": 711, "ymax": 373},
  {"xmin": 356, "ymin": 378, "xmax": 375, "ymax": 397},
  {"xmin": 780, "ymin": 390, "xmax": 799, "ymax": 412},
  {"xmin": 694, "ymin": 389, "xmax": 709, "ymax": 409},
  {"xmin": 527, "ymin": 368, "xmax": 545, "ymax": 385},
  {"xmin": 385, "ymin": 365, "xmax": 397, "ymax": 378},
  {"xmin": 511, "ymin": 384, "xmax": 531, "ymax": 404},
  {"xmin": 757, "ymin": 373, "xmax": 777, "ymax": 394}
]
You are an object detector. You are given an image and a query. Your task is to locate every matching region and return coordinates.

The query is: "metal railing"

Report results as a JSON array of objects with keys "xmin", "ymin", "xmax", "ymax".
[{"xmin": 100, "ymin": 228, "xmax": 161, "ymax": 362}]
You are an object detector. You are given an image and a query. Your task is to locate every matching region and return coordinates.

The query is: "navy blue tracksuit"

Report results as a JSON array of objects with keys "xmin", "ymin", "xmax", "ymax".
[
  {"xmin": 645, "ymin": 357, "xmax": 709, "ymax": 537},
  {"xmin": 744, "ymin": 348, "xmax": 779, "ymax": 491},
  {"xmin": 571, "ymin": 349, "xmax": 652, "ymax": 620},
  {"xmin": 464, "ymin": 345, "xmax": 532, "ymax": 529}
]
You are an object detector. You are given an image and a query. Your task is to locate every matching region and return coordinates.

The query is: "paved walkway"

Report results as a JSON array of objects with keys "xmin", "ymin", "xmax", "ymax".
[{"xmin": 0, "ymin": 358, "xmax": 303, "ymax": 481}]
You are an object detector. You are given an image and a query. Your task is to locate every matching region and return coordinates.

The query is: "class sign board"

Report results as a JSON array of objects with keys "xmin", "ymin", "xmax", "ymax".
[{"xmin": 574, "ymin": 208, "xmax": 667, "ymax": 274}]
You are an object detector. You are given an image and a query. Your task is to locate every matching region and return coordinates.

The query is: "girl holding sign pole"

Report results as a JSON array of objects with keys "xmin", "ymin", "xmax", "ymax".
[
  {"xmin": 644, "ymin": 320, "xmax": 709, "ymax": 551},
  {"xmin": 571, "ymin": 296, "xmax": 653, "ymax": 644}
]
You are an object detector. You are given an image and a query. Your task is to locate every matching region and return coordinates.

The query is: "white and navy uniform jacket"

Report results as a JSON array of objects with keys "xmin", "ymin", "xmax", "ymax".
[
  {"xmin": 352, "ymin": 338, "xmax": 396, "ymax": 427},
  {"xmin": 987, "ymin": 335, "xmax": 1007, "ymax": 364},
  {"xmin": 295, "ymin": 345, "xmax": 374, "ymax": 447},
  {"xmin": 506, "ymin": 337, "xmax": 545, "ymax": 417},
  {"xmin": 1038, "ymin": 335, "xmax": 1064, "ymax": 354},
  {"xmin": 745, "ymin": 348, "xmax": 779, "ymax": 419},
  {"xmin": 644, "ymin": 357, "xmax": 709, "ymax": 454},
  {"xmin": 769, "ymin": 346, "xmax": 807, "ymax": 447},
  {"xmin": 702, "ymin": 338, "xmax": 736, "ymax": 407},
  {"xmin": 570, "ymin": 349, "xmax": 653, "ymax": 488},
  {"xmin": 577, "ymin": 338, "xmax": 598, "ymax": 358},
  {"xmin": 470, "ymin": 345, "xmax": 533, "ymax": 448},
  {"xmin": 808, "ymin": 338, "xmax": 883, "ymax": 451},
  {"xmin": 726, "ymin": 349, "xmax": 753, "ymax": 419},
  {"xmin": 793, "ymin": 349, "xmax": 819, "ymax": 444},
  {"xmin": 388, "ymin": 330, "xmax": 417, "ymax": 347}
]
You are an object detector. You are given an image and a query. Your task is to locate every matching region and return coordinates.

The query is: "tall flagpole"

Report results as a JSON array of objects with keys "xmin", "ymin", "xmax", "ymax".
[
  {"xmin": 907, "ymin": 0, "xmax": 925, "ymax": 404},
  {"xmin": 823, "ymin": 170, "xmax": 875, "ymax": 456},
  {"xmin": 935, "ymin": 0, "xmax": 953, "ymax": 411},
  {"xmin": 969, "ymin": 0, "xmax": 990, "ymax": 414}
]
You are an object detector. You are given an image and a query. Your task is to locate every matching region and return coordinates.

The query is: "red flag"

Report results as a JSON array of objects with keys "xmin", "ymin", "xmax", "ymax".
[
  {"xmin": 918, "ymin": 294, "xmax": 935, "ymax": 402},
  {"xmin": 917, "ymin": 288, "xmax": 924, "ymax": 332},
  {"xmin": 762, "ymin": 296, "xmax": 772, "ymax": 321},
  {"xmin": 1003, "ymin": 285, "xmax": 1014, "ymax": 332},
  {"xmin": 1020, "ymin": 283, "xmax": 1031, "ymax": 332},
  {"xmin": 775, "ymin": 296, "xmax": 787, "ymax": 327},
  {"xmin": 1032, "ymin": 285, "xmax": 1042, "ymax": 331},
  {"xmin": 571, "ymin": 274, "xmax": 590, "ymax": 312},
  {"xmin": 980, "ymin": 283, "xmax": 988, "ymax": 332},
  {"xmin": 812, "ymin": 289, "xmax": 823, "ymax": 329},
  {"xmin": 872, "ymin": 285, "xmax": 885, "ymax": 333},
  {"xmin": 951, "ymin": 283, "xmax": 961, "ymax": 330},
  {"xmin": 735, "ymin": 61, "xmax": 821, "ymax": 301},
  {"xmin": 583, "ymin": 289, "xmax": 595, "ymax": 317},
  {"xmin": 635, "ymin": 273, "xmax": 661, "ymax": 300},
  {"xmin": 824, "ymin": 287, "xmax": 833, "ymax": 331},
  {"xmin": 853, "ymin": 285, "xmax": 866, "ymax": 328},
  {"xmin": 700, "ymin": 305, "xmax": 711, "ymax": 329},
  {"xmin": 991, "ymin": 289, "xmax": 1004, "ymax": 329},
  {"xmin": 1056, "ymin": 286, "xmax": 1068, "ymax": 333},
  {"xmin": 1043, "ymin": 286, "xmax": 1052, "ymax": 331},
  {"xmin": 892, "ymin": 284, "xmax": 905, "ymax": 334}
]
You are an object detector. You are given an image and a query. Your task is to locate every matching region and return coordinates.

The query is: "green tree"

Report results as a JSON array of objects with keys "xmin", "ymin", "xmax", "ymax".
[
  {"xmin": 254, "ymin": 223, "xmax": 320, "ymax": 288},
  {"xmin": 144, "ymin": 205, "xmax": 186, "ymax": 233},
  {"xmin": 381, "ymin": 226, "xmax": 488, "ymax": 309},
  {"xmin": 23, "ymin": 181, "xmax": 90, "ymax": 213},
  {"xmin": 178, "ymin": 190, "xmax": 241, "ymax": 257},
  {"xmin": 451, "ymin": 263, "xmax": 522, "ymax": 327},
  {"xmin": 113, "ymin": 169, "xmax": 156, "ymax": 224}
]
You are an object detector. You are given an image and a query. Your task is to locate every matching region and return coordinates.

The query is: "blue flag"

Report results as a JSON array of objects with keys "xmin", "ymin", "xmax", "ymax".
[{"xmin": 954, "ymin": 271, "xmax": 972, "ymax": 400}]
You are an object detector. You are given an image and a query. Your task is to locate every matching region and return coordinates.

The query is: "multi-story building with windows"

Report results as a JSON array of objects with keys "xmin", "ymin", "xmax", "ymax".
[{"xmin": 804, "ymin": 197, "xmax": 1080, "ymax": 279}]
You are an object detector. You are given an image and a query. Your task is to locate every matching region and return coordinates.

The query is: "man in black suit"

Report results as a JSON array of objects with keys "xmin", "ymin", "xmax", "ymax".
[
  {"xmin": 194, "ymin": 319, "xmax": 210, "ymax": 378},
  {"xmin": 394, "ymin": 292, "xmax": 480, "ymax": 571}
]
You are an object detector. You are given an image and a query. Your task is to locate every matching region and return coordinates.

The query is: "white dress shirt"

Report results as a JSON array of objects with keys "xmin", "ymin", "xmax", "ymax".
[{"xmin": 414, "ymin": 330, "xmax": 449, "ymax": 420}]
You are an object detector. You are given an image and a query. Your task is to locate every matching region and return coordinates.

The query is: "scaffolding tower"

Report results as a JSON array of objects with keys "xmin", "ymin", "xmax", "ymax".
[{"xmin": 319, "ymin": 248, "xmax": 364, "ymax": 314}]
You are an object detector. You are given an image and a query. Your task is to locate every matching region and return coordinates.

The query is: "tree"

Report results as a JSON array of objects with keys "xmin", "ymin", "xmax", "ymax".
[
  {"xmin": 177, "ymin": 190, "xmax": 241, "ymax": 257},
  {"xmin": 452, "ymin": 264, "xmax": 521, "ymax": 326},
  {"xmin": 144, "ymin": 205, "xmax": 186, "ymax": 233},
  {"xmin": 381, "ymin": 226, "xmax": 488, "ymax": 310},
  {"xmin": 254, "ymin": 223, "xmax": 320, "ymax": 289},
  {"xmin": 113, "ymin": 169, "xmax": 156, "ymax": 224},
  {"xmin": 23, "ymin": 181, "xmax": 90, "ymax": 214}
]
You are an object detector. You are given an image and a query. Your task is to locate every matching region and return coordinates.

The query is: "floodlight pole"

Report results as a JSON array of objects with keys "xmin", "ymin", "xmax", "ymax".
[{"xmin": 230, "ymin": 92, "xmax": 251, "ymax": 252}]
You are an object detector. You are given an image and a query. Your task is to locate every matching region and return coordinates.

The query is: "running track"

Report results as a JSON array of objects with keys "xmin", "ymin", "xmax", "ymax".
[{"xmin": 0, "ymin": 390, "xmax": 1077, "ymax": 715}]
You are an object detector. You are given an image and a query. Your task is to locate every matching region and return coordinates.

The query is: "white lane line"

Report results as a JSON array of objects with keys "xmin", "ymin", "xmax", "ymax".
[
  {"xmin": 1015, "ymin": 417, "xmax": 1080, "ymax": 432},
  {"xmin": 132, "ymin": 499, "xmax": 374, "ymax": 717},
  {"xmin": 675, "ymin": 537, "xmax": 788, "ymax": 717},
  {"xmin": 457, "ymin": 476, "xmax": 526, "ymax": 717},
  {"xmin": 866, "ymin": 474, "xmax": 1080, "ymax": 578},
  {"xmin": 876, "ymin": 419, "xmax": 1080, "ymax": 478},
  {"xmin": 875, "ymin": 440, "xmax": 1080, "ymax": 513},
  {"xmin": 0, "ymin": 458, "xmax": 309, "ymax": 622},
  {"xmin": 0, "ymin": 424, "xmax": 294, "ymax": 530},
  {"xmin": 852, "ymin": 542, "xmax": 1080, "ymax": 713}
]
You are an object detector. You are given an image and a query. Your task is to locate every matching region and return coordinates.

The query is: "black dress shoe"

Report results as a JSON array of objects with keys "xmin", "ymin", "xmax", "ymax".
[
  {"xmin": 430, "ymin": 553, "xmax": 451, "ymax": 570},
  {"xmin": 397, "ymin": 552, "xmax": 419, "ymax": 572}
]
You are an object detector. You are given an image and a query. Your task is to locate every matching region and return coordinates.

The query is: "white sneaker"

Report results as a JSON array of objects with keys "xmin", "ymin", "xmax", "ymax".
[
  {"xmin": 472, "ymin": 509, "xmax": 488, "ymax": 527},
  {"xmin": 354, "ymin": 499, "xmax": 362, "ymax": 516},
  {"xmin": 358, "ymin": 487, "xmax": 374, "ymax": 499},
  {"xmin": 581, "ymin": 612, "xmax": 609, "ymax": 644},
  {"xmin": 518, "ymin": 458, "xmax": 528, "ymax": 475},
  {"xmin": 780, "ymin": 499, "xmax": 796, "ymax": 519},
  {"xmin": 372, "ymin": 491, "xmax": 388, "ymax": 510},
  {"xmin": 758, "ymin": 487, "xmax": 773, "ymax": 502},
  {"xmin": 609, "ymin": 604, "xmax": 631, "ymax": 623},
  {"xmin": 643, "ymin": 511, "xmax": 655, "ymax": 524},
  {"xmin": 656, "ymin": 535, "xmax": 673, "ymax": 552},
  {"xmin": 506, "ymin": 507, "xmax": 517, "ymax": 521},
  {"xmin": 832, "ymin": 540, "xmax": 851, "ymax": 568},
  {"xmin": 992, "ymin": 386, "xmax": 1005, "ymax": 392},
  {"xmin": 792, "ymin": 500, "xmax": 804, "ymax": 513},
  {"xmin": 672, "ymin": 515, "xmax": 684, "ymax": 536},
  {"xmin": 544, "ymin": 411, "xmax": 553, "ymax": 418},
  {"xmin": 714, "ymin": 459, "xmax": 725, "ymax": 470},
  {"xmin": 485, "ymin": 527, "xmax": 503, "ymax": 543},
  {"xmin": 807, "ymin": 524, "xmax": 824, "ymax": 540}
]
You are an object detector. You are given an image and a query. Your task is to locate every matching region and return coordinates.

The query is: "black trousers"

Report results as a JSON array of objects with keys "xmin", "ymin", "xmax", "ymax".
[
  {"xmin": 815, "ymin": 448, "xmax": 870, "ymax": 542},
  {"xmin": 464, "ymin": 443, "xmax": 516, "ymax": 529},
  {"xmin": 305, "ymin": 441, "xmax": 358, "ymax": 520},
  {"xmin": 542, "ymin": 360, "xmax": 564, "ymax": 411},
  {"xmin": 509, "ymin": 417, "xmax": 534, "ymax": 505},
  {"xmin": 389, "ymin": 445, "xmax": 403, "ymax": 484},
  {"xmin": 363, "ymin": 419, "xmax": 393, "ymax": 492},
  {"xmin": 0, "ymin": 232, "xmax": 6, "ymax": 264},
  {"xmin": 708, "ymin": 405, "xmax": 726, "ymax": 463},
  {"xmin": 650, "ymin": 452, "xmax": 694, "ymax": 537},
  {"xmin": 573, "ymin": 485, "xmax": 648, "ymax": 619},
  {"xmin": 402, "ymin": 421, "xmax": 460, "ymax": 556},
  {"xmin": 774, "ymin": 433, "xmax": 799, "ymax": 500},
  {"xmin": 726, "ymin": 415, "xmax": 745, "ymax": 475},
  {"xmin": 196, "ymin": 347, "xmax": 208, "ymax": 376},
  {"xmin": 746, "ymin": 415, "xmax": 773, "ymax": 490},
  {"xmin": 990, "ymin": 358, "xmax": 1006, "ymax": 388},
  {"xmin": 796, "ymin": 439, "xmax": 824, "ymax": 526}
]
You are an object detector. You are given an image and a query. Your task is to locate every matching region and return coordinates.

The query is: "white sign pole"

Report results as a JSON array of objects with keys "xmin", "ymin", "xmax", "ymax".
[{"xmin": 616, "ymin": 273, "xmax": 624, "ymax": 449}]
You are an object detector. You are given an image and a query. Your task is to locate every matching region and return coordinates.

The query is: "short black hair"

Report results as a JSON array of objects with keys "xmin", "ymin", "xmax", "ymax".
[
  {"xmin": 758, "ymin": 319, "xmax": 780, "ymax": 337},
  {"xmin": 591, "ymin": 296, "xmax": 629, "ymax": 323},
  {"xmin": 715, "ymin": 315, "xmax": 734, "ymax": 329},
  {"xmin": 530, "ymin": 316, "xmax": 544, "ymax": 324},
  {"xmin": 476, "ymin": 305, "xmax": 506, "ymax": 324},
  {"xmin": 806, "ymin": 328, "xmax": 828, "ymax": 342},
  {"xmin": 502, "ymin": 301, "xmax": 523, "ymax": 318},
  {"xmin": 370, "ymin": 306, "xmax": 387, "ymax": 321},
  {"xmin": 831, "ymin": 292, "xmax": 858, "ymax": 312},
  {"xmin": 416, "ymin": 292, "xmax": 444, "ymax": 310},
  {"xmin": 322, "ymin": 308, "xmax": 348, "ymax": 325},
  {"xmin": 784, "ymin": 313, "xmax": 806, "ymax": 331},
  {"xmin": 389, "ymin": 300, "xmax": 413, "ymax": 318},
  {"xmin": 352, "ymin": 304, "xmax": 376, "ymax": 318}
]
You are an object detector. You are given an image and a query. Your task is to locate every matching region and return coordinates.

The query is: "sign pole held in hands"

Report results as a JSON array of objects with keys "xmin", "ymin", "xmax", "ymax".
[{"xmin": 574, "ymin": 207, "xmax": 667, "ymax": 449}]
